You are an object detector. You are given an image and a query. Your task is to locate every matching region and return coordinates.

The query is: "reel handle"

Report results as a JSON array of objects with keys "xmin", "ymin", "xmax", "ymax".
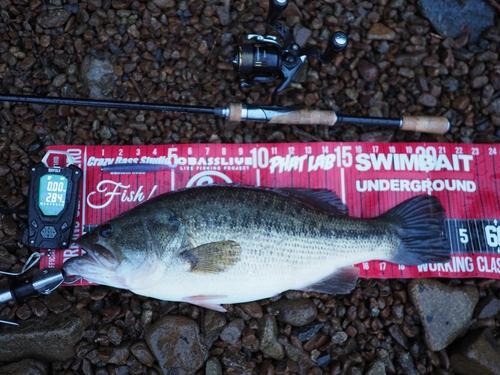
[
  {"xmin": 323, "ymin": 31, "xmax": 349, "ymax": 63},
  {"xmin": 266, "ymin": 0, "xmax": 292, "ymax": 46},
  {"xmin": 267, "ymin": 0, "xmax": 288, "ymax": 21},
  {"xmin": 302, "ymin": 31, "xmax": 348, "ymax": 63}
]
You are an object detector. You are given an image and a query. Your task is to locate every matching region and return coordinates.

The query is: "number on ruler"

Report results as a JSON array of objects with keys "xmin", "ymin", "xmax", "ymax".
[
  {"xmin": 459, "ymin": 228, "xmax": 469, "ymax": 244},
  {"xmin": 485, "ymin": 224, "xmax": 500, "ymax": 249}
]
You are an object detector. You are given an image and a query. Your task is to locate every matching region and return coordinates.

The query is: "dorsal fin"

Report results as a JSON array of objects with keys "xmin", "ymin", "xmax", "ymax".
[{"xmin": 279, "ymin": 188, "xmax": 349, "ymax": 216}]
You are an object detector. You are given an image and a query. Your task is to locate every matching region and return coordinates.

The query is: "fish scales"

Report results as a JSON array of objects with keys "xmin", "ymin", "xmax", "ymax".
[
  {"xmin": 64, "ymin": 185, "xmax": 451, "ymax": 311},
  {"xmin": 166, "ymin": 186, "xmax": 397, "ymax": 258}
]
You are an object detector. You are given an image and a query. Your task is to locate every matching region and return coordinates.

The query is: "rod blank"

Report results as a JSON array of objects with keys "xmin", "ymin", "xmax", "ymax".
[{"xmin": 0, "ymin": 94, "xmax": 450, "ymax": 134}]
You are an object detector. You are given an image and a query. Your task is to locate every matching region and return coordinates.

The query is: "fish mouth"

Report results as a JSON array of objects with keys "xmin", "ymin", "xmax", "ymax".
[
  {"xmin": 63, "ymin": 235, "xmax": 120, "ymax": 279},
  {"xmin": 73, "ymin": 236, "xmax": 106, "ymax": 266}
]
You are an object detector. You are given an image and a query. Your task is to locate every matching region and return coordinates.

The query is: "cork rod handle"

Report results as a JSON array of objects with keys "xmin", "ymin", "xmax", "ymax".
[
  {"xmin": 227, "ymin": 104, "xmax": 338, "ymax": 126},
  {"xmin": 401, "ymin": 116, "xmax": 450, "ymax": 135}
]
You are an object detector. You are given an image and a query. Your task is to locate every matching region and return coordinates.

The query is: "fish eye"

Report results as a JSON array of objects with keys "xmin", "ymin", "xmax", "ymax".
[{"xmin": 98, "ymin": 224, "xmax": 113, "ymax": 238}]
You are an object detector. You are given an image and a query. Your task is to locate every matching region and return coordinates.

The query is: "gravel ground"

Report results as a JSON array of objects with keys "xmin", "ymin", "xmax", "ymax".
[{"xmin": 0, "ymin": 0, "xmax": 500, "ymax": 374}]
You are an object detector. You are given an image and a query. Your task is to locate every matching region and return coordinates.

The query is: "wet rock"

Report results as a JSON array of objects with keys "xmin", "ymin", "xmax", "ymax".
[
  {"xmin": 257, "ymin": 314, "xmax": 285, "ymax": 360},
  {"xmin": 331, "ymin": 331, "xmax": 348, "ymax": 344},
  {"xmin": 42, "ymin": 291, "xmax": 72, "ymax": 314},
  {"xmin": 394, "ymin": 53, "xmax": 427, "ymax": 68},
  {"xmin": 203, "ymin": 310, "xmax": 227, "ymax": 348},
  {"xmin": 236, "ymin": 301, "xmax": 263, "ymax": 319},
  {"xmin": 452, "ymin": 96, "xmax": 471, "ymax": 111},
  {"xmin": 292, "ymin": 322, "xmax": 324, "ymax": 342},
  {"xmin": 0, "ymin": 358, "xmax": 48, "ymax": 375},
  {"xmin": 37, "ymin": 9, "xmax": 71, "ymax": 28},
  {"xmin": 130, "ymin": 341, "xmax": 155, "ymax": 367},
  {"xmin": 417, "ymin": 0, "xmax": 494, "ymax": 43},
  {"xmin": 2, "ymin": 215, "xmax": 18, "ymax": 237},
  {"xmin": 221, "ymin": 347, "xmax": 246, "ymax": 371},
  {"xmin": 449, "ymin": 328, "xmax": 500, "ymax": 375},
  {"xmin": 293, "ymin": 25, "xmax": 312, "ymax": 47},
  {"xmin": 408, "ymin": 279, "xmax": 479, "ymax": 351},
  {"xmin": 366, "ymin": 360, "xmax": 386, "ymax": 375},
  {"xmin": 474, "ymin": 295, "xmax": 500, "ymax": 319},
  {"xmin": 267, "ymin": 298, "xmax": 317, "ymax": 327},
  {"xmin": 357, "ymin": 59, "xmax": 379, "ymax": 82},
  {"xmin": 397, "ymin": 352, "xmax": 419, "ymax": 375},
  {"xmin": 283, "ymin": 339, "xmax": 311, "ymax": 366},
  {"xmin": 489, "ymin": 98, "xmax": 500, "ymax": 116},
  {"xmin": 205, "ymin": 356, "xmax": 222, "ymax": 375},
  {"xmin": 80, "ymin": 54, "xmax": 116, "ymax": 99},
  {"xmin": 417, "ymin": 93, "xmax": 438, "ymax": 107},
  {"xmin": 152, "ymin": 0, "xmax": 175, "ymax": 9},
  {"xmin": 145, "ymin": 315, "xmax": 208, "ymax": 375},
  {"xmin": 220, "ymin": 318, "xmax": 245, "ymax": 345},
  {"xmin": 19, "ymin": 56, "xmax": 37, "ymax": 71},
  {"xmin": 484, "ymin": 25, "xmax": 500, "ymax": 42},
  {"xmin": 367, "ymin": 23, "xmax": 396, "ymax": 40},
  {"xmin": 388, "ymin": 324, "xmax": 409, "ymax": 349},
  {"xmin": 98, "ymin": 342, "xmax": 130, "ymax": 365},
  {"xmin": 108, "ymin": 326, "xmax": 123, "ymax": 346},
  {"xmin": 442, "ymin": 76, "xmax": 460, "ymax": 92},
  {"xmin": 0, "ymin": 311, "xmax": 88, "ymax": 362},
  {"xmin": 216, "ymin": 5, "xmax": 231, "ymax": 26}
]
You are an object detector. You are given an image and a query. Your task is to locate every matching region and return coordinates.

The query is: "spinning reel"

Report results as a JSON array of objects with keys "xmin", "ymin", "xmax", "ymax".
[{"xmin": 233, "ymin": 0, "xmax": 348, "ymax": 104}]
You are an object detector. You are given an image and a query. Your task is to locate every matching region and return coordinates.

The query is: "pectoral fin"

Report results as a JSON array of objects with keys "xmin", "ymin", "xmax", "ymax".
[
  {"xmin": 181, "ymin": 240, "xmax": 242, "ymax": 274},
  {"xmin": 300, "ymin": 266, "xmax": 360, "ymax": 295}
]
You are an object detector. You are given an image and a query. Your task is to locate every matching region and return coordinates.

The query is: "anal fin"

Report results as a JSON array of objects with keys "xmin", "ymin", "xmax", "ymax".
[
  {"xmin": 185, "ymin": 295, "xmax": 228, "ymax": 312},
  {"xmin": 300, "ymin": 266, "xmax": 360, "ymax": 295}
]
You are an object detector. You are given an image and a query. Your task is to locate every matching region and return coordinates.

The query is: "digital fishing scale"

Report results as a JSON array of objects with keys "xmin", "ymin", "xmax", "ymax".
[{"xmin": 23, "ymin": 151, "xmax": 82, "ymax": 249}]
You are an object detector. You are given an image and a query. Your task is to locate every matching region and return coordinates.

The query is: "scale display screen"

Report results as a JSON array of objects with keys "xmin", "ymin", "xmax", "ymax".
[{"xmin": 38, "ymin": 174, "xmax": 69, "ymax": 216}]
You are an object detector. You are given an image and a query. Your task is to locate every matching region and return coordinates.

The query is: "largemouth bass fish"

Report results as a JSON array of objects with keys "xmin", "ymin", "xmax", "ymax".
[{"xmin": 63, "ymin": 185, "xmax": 450, "ymax": 312}]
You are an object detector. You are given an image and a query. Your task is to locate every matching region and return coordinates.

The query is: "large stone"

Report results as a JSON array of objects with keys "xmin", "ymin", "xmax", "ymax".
[
  {"xmin": 0, "ymin": 311, "xmax": 88, "ymax": 362},
  {"xmin": 145, "ymin": 315, "xmax": 208, "ymax": 375},
  {"xmin": 0, "ymin": 358, "xmax": 48, "ymax": 375},
  {"xmin": 449, "ymin": 328, "xmax": 500, "ymax": 375},
  {"xmin": 416, "ymin": 0, "xmax": 494, "ymax": 43},
  {"xmin": 408, "ymin": 279, "xmax": 478, "ymax": 351}
]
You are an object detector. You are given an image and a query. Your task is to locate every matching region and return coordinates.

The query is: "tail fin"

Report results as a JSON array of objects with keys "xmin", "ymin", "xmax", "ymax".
[{"xmin": 380, "ymin": 195, "xmax": 451, "ymax": 265}]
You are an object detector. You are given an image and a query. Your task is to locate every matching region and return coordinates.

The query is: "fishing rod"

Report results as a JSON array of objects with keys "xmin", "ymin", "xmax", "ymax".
[{"xmin": 0, "ymin": 94, "xmax": 449, "ymax": 134}]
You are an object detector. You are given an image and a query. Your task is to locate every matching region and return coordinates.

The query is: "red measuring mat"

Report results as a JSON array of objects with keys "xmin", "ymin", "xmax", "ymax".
[{"xmin": 39, "ymin": 142, "xmax": 500, "ymax": 285}]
